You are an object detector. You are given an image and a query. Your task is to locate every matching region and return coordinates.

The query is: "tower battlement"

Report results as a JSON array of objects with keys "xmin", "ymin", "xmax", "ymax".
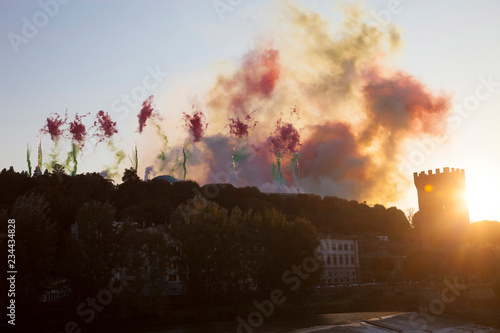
[{"xmin": 414, "ymin": 167, "xmax": 465, "ymax": 179}]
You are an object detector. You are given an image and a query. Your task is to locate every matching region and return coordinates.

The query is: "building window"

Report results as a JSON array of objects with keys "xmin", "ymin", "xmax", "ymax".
[
  {"xmin": 345, "ymin": 255, "xmax": 349, "ymax": 264},
  {"xmin": 331, "ymin": 243, "xmax": 336, "ymax": 251},
  {"xmin": 333, "ymin": 255, "xmax": 337, "ymax": 265},
  {"xmin": 344, "ymin": 244, "xmax": 348, "ymax": 251},
  {"xmin": 169, "ymin": 275, "xmax": 177, "ymax": 282},
  {"xmin": 339, "ymin": 256, "xmax": 343, "ymax": 265},
  {"xmin": 350, "ymin": 244, "xmax": 354, "ymax": 251},
  {"xmin": 351, "ymin": 256, "xmax": 355, "ymax": 265},
  {"xmin": 327, "ymin": 256, "xmax": 331, "ymax": 265}
]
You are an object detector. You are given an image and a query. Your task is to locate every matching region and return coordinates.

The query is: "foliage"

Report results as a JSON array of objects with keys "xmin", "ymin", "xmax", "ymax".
[
  {"xmin": 170, "ymin": 196, "xmax": 321, "ymax": 306},
  {"xmin": 70, "ymin": 202, "xmax": 137, "ymax": 293},
  {"xmin": 4, "ymin": 193, "xmax": 57, "ymax": 303}
]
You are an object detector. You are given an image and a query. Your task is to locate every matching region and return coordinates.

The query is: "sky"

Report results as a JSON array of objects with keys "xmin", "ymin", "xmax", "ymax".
[{"xmin": 1, "ymin": 0, "xmax": 500, "ymax": 222}]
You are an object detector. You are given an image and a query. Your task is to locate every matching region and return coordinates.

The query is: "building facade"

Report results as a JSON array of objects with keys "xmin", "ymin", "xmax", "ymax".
[{"xmin": 318, "ymin": 234, "xmax": 360, "ymax": 285}]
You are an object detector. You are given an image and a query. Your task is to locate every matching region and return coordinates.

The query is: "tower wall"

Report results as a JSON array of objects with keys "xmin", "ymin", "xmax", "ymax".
[{"xmin": 413, "ymin": 167, "xmax": 470, "ymax": 236}]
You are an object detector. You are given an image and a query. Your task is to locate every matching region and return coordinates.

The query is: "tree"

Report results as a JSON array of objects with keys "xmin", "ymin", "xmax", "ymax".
[
  {"xmin": 70, "ymin": 201, "xmax": 138, "ymax": 294},
  {"xmin": 170, "ymin": 196, "xmax": 322, "ymax": 306},
  {"xmin": 243, "ymin": 208, "xmax": 322, "ymax": 300},
  {"xmin": 405, "ymin": 208, "xmax": 416, "ymax": 227},
  {"xmin": 170, "ymin": 195, "xmax": 245, "ymax": 305},
  {"xmin": 122, "ymin": 167, "xmax": 140, "ymax": 183},
  {"xmin": 4, "ymin": 193, "xmax": 57, "ymax": 307}
]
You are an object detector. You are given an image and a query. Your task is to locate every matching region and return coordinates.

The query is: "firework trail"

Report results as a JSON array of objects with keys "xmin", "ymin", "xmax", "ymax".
[
  {"xmin": 291, "ymin": 153, "xmax": 301, "ymax": 193},
  {"xmin": 289, "ymin": 106, "xmax": 301, "ymax": 192},
  {"xmin": 37, "ymin": 140, "xmax": 43, "ymax": 169},
  {"xmin": 129, "ymin": 144, "xmax": 138, "ymax": 174},
  {"xmin": 26, "ymin": 144, "xmax": 32, "ymax": 177},
  {"xmin": 181, "ymin": 105, "xmax": 207, "ymax": 180},
  {"xmin": 182, "ymin": 145, "xmax": 187, "ymax": 181},
  {"xmin": 40, "ymin": 111, "xmax": 68, "ymax": 169},
  {"xmin": 168, "ymin": 143, "xmax": 191, "ymax": 181},
  {"xmin": 228, "ymin": 110, "xmax": 258, "ymax": 183},
  {"xmin": 137, "ymin": 95, "xmax": 160, "ymax": 133},
  {"xmin": 93, "ymin": 110, "xmax": 124, "ymax": 179},
  {"xmin": 267, "ymin": 118, "xmax": 301, "ymax": 192},
  {"xmin": 66, "ymin": 113, "xmax": 89, "ymax": 176},
  {"xmin": 35, "ymin": 140, "xmax": 43, "ymax": 175}
]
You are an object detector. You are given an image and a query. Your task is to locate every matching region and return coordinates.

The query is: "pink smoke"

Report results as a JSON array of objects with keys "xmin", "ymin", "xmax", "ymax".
[
  {"xmin": 229, "ymin": 110, "xmax": 258, "ymax": 139},
  {"xmin": 68, "ymin": 113, "xmax": 90, "ymax": 146},
  {"xmin": 40, "ymin": 111, "xmax": 68, "ymax": 141},
  {"xmin": 93, "ymin": 110, "xmax": 118, "ymax": 144},
  {"xmin": 267, "ymin": 119, "xmax": 301, "ymax": 155},
  {"xmin": 137, "ymin": 95, "xmax": 160, "ymax": 133},
  {"xmin": 183, "ymin": 106, "xmax": 208, "ymax": 143}
]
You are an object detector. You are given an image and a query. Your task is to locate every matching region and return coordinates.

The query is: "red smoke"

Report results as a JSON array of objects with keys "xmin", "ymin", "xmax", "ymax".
[
  {"xmin": 94, "ymin": 110, "xmax": 118, "ymax": 144},
  {"xmin": 229, "ymin": 110, "xmax": 258, "ymax": 139},
  {"xmin": 68, "ymin": 113, "xmax": 90, "ymax": 147},
  {"xmin": 208, "ymin": 48, "xmax": 280, "ymax": 116},
  {"xmin": 300, "ymin": 122, "xmax": 369, "ymax": 184},
  {"xmin": 183, "ymin": 106, "xmax": 207, "ymax": 143},
  {"xmin": 267, "ymin": 119, "xmax": 301, "ymax": 155},
  {"xmin": 137, "ymin": 95, "xmax": 160, "ymax": 133},
  {"xmin": 40, "ymin": 111, "xmax": 68, "ymax": 141},
  {"xmin": 363, "ymin": 70, "xmax": 451, "ymax": 136}
]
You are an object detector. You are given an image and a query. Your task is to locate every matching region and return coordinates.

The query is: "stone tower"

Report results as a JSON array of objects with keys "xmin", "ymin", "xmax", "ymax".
[{"xmin": 413, "ymin": 167, "xmax": 470, "ymax": 245}]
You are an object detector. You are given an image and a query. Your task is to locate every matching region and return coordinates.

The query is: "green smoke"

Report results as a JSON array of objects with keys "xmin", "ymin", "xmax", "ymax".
[
  {"xmin": 37, "ymin": 140, "xmax": 43, "ymax": 171},
  {"xmin": 26, "ymin": 144, "xmax": 32, "ymax": 177},
  {"xmin": 154, "ymin": 121, "xmax": 169, "ymax": 171},
  {"xmin": 271, "ymin": 151, "xmax": 283, "ymax": 192},
  {"xmin": 169, "ymin": 142, "xmax": 191, "ymax": 181},
  {"xmin": 47, "ymin": 138, "xmax": 61, "ymax": 170},
  {"xmin": 65, "ymin": 142, "xmax": 80, "ymax": 176},
  {"xmin": 291, "ymin": 153, "xmax": 301, "ymax": 193},
  {"xmin": 103, "ymin": 140, "xmax": 125, "ymax": 179}
]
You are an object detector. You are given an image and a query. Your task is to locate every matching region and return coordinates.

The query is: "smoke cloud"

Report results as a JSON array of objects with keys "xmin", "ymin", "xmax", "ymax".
[{"xmin": 141, "ymin": 4, "xmax": 452, "ymax": 204}]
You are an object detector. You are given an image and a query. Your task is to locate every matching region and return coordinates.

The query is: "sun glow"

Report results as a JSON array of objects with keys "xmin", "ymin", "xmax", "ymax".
[{"xmin": 466, "ymin": 172, "xmax": 500, "ymax": 222}]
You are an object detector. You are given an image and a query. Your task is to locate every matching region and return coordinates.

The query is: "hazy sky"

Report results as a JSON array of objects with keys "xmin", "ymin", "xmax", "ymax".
[{"xmin": 1, "ymin": 0, "xmax": 500, "ymax": 222}]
